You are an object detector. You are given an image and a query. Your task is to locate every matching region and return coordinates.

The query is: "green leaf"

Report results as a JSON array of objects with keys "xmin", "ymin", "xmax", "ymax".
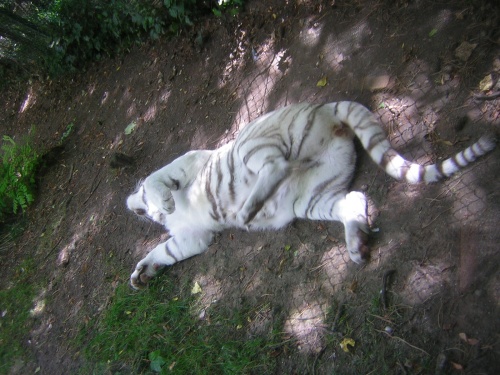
[
  {"xmin": 149, "ymin": 350, "xmax": 166, "ymax": 372},
  {"xmin": 316, "ymin": 76, "xmax": 327, "ymax": 87},
  {"xmin": 429, "ymin": 28, "xmax": 438, "ymax": 37},
  {"xmin": 124, "ymin": 121, "xmax": 137, "ymax": 135}
]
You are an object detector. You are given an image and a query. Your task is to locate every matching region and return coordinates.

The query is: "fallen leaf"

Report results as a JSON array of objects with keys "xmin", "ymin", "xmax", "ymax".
[
  {"xmin": 459, "ymin": 332, "xmax": 468, "ymax": 342},
  {"xmin": 467, "ymin": 338, "xmax": 479, "ymax": 345},
  {"xmin": 439, "ymin": 140, "xmax": 453, "ymax": 146},
  {"xmin": 348, "ymin": 280, "xmax": 358, "ymax": 293},
  {"xmin": 124, "ymin": 121, "xmax": 137, "ymax": 135},
  {"xmin": 316, "ymin": 76, "xmax": 327, "ymax": 87},
  {"xmin": 340, "ymin": 337, "xmax": 355, "ymax": 352},
  {"xmin": 455, "ymin": 41, "xmax": 477, "ymax": 62},
  {"xmin": 479, "ymin": 74, "xmax": 494, "ymax": 92},
  {"xmin": 450, "ymin": 361, "xmax": 463, "ymax": 370},
  {"xmin": 191, "ymin": 281, "xmax": 202, "ymax": 294}
]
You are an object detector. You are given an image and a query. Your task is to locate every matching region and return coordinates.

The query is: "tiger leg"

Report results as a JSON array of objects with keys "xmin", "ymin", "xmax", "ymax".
[
  {"xmin": 300, "ymin": 191, "xmax": 369, "ymax": 263},
  {"xmin": 130, "ymin": 231, "xmax": 213, "ymax": 289},
  {"xmin": 237, "ymin": 158, "xmax": 290, "ymax": 225},
  {"xmin": 332, "ymin": 191, "xmax": 370, "ymax": 263},
  {"xmin": 141, "ymin": 150, "xmax": 213, "ymax": 214}
]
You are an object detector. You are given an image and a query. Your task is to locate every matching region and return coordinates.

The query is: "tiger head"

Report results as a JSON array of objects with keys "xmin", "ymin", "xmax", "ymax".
[{"xmin": 126, "ymin": 183, "xmax": 168, "ymax": 226}]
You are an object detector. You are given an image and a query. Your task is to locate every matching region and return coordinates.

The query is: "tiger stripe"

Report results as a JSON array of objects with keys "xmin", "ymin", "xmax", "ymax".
[{"xmin": 330, "ymin": 102, "xmax": 496, "ymax": 184}]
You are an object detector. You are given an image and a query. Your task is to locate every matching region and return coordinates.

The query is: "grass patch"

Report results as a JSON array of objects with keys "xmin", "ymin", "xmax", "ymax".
[
  {"xmin": 0, "ymin": 258, "xmax": 36, "ymax": 374},
  {"xmin": 80, "ymin": 277, "xmax": 283, "ymax": 374}
]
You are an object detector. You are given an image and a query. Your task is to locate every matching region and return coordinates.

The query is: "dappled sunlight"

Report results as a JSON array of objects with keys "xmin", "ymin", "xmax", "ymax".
[
  {"xmin": 19, "ymin": 86, "xmax": 36, "ymax": 113},
  {"xmin": 284, "ymin": 299, "xmax": 327, "ymax": 353},
  {"xmin": 321, "ymin": 21, "xmax": 370, "ymax": 72},
  {"xmin": 191, "ymin": 273, "xmax": 223, "ymax": 320},
  {"xmin": 100, "ymin": 91, "xmax": 110, "ymax": 105},
  {"xmin": 401, "ymin": 259, "xmax": 453, "ymax": 305},
  {"xmin": 432, "ymin": 9, "xmax": 454, "ymax": 32},
  {"xmin": 298, "ymin": 20, "xmax": 323, "ymax": 47},
  {"xmin": 131, "ymin": 231, "xmax": 167, "ymax": 260},
  {"xmin": 159, "ymin": 87, "xmax": 171, "ymax": 104},
  {"xmin": 217, "ymin": 49, "xmax": 291, "ymax": 147},
  {"xmin": 449, "ymin": 179, "xmax": 487, "ymax": 225},
  {"xmin": 30, "ymin": 288, "xmax": 47, "ymax": 318},
  {"xmin": 126, "ymin": 101, "xmax": 138, "ymax": 118},
  {"xmin": 315, "ymin": 245, "xmax": 350, "ymax": 293},
  {"xmin": 86, "ymin": 82, "xmax": 97, "ymax": 96},
  {"xmin": 144, "ymin": 103, "xmax": 158, "ymax": 122},
  {"xmin": 375, "ymin": 96, "xmax": 419, "ymax": 141}
]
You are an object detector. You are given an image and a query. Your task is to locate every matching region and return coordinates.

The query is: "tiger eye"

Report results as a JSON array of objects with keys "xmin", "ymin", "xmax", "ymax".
[{"xmin": 135, "ymin": 208, "xmax": 146, "ymax": 216}]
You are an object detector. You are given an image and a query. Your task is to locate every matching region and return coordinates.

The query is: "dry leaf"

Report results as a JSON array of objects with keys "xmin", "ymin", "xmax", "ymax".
[
  {"xmin": 191, "ymin": 281, "xmax": 202, "ymax": 294},
  {"xmin": 459, "ymin": 332, "xmax": 468, "ymax": 342},
  {"xmin": 450, "ymin": 361, "xmax": 463, "ymax": 370},
  {"xmin": 479, "ymin": 74, "xmax": 494, "ymax": 92},
  {"xmin": 440, "ymin": 140, "xmax": 453, "ymax": 146},
  {"xmin": 348, "ymin": 280, "xmax": 358, "ymax": 293},
  {"xmin": 340, "ymin": 337, "xmax": 355, "ymax": 352},
  {"xmin": 455, "ymin": 41, "xmax": 477, "ymax": 62},
  {"xmin": 467, "ymin": 338, "xmax": 479, "ymax": 345},
  {"xmin": 317, "ymin": 76, "xmax": 327, "ymax": 87}
]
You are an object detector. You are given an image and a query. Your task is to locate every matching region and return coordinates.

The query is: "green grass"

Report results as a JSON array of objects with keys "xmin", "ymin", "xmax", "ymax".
[
  {"xmin": 0, "ymin": 258, "xmax": 36, "ymax": 374},
  {"xmin": 79, "ymin": 277, "xmax": 283, "ymax": 374}
]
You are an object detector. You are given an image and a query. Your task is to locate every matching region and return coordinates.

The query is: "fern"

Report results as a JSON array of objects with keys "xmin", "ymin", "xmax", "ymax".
[{"xmin": 0, "ymin": 130, "xmax": 39, "ymax": 221}]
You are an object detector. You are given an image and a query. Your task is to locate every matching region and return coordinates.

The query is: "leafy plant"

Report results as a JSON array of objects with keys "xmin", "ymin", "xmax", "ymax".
[
  {"xmin": 0, "ymin": 130, "xmax": 39, "ymax": 221},
  {"xmin": 212, "ymin": 0, "xmax": 243, "ymax": 17},
  {"xmin": 46, "ymin": 0, "xmax": 213, "ymax": 72}
]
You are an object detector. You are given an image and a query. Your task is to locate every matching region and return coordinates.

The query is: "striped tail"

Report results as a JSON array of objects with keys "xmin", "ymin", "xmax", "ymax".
[{"xmin": 332, "ymin": 101, "xmax": 497, "ymax": 184}]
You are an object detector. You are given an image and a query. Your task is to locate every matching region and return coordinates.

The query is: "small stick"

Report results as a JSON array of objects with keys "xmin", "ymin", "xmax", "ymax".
[
  {"xmin": 381, "ymin": 269, "xmax": 396, "ymax": 310},
  {"xmin": 473, "ymin": 91, "xmax": 500, "ymax": 101},
  {"xmin": 377, "ymin": 330, "xmax": 430, "ymax": 356}
]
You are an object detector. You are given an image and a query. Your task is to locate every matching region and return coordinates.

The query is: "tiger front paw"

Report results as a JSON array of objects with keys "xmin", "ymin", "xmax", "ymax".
[
  {"xmin": 143, "ymin": 178, "xmax": 175, "ymax": 214},
  {"xmin": 130, "ymin": 260, "xmax": 165, "ymax": 290}
]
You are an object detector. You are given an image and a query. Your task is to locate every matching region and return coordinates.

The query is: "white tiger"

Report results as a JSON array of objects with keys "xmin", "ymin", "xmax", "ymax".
[{"xmin": 127, "ymin": 101, "xmax": 495, "ymax": 289}]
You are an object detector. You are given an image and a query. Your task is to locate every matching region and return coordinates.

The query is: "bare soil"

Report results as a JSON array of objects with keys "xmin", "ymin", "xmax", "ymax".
[{"xmin": 1, "ymin": 0, "xmax": 499, "ymax": 374}]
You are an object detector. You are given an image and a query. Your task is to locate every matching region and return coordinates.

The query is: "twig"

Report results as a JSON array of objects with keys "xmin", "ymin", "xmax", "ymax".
[
  {"xmin": 83, "ymin": 169, "xmax": 102, "ymax": 204},
  {"xmin": 369, "ymin": 313, "xmax": 394, "ymax": 324},
  {"xmin": 421, "ymin": 207, "xmax": 452, "ymax": 229},
  {"xmin": 377, "ymin": 330, "xmax": 430, "ymax": 355},
  {"xmin": 381, "ymin": 269, "xmax": 396, "ymax": 310},
  {"xmin": 473, "ymin": 91, "xmax": 500, "ymax": 101},
  {"xmin": 43, "ymin": 236, "xmax": 64, "ymax": 261},
  {"xmin": 59, "ymin": 163, "xmax": 74, "ymax": 190}
]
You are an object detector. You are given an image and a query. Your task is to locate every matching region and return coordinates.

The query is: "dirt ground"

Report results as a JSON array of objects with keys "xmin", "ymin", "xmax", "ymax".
[{"xmin": 1, "ymin": 0, "xmax": 499, "ymax": 374}]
